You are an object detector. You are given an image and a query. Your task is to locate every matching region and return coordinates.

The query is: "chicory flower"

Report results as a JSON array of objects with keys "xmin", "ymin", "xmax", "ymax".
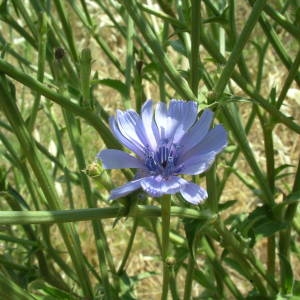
[{"xmin": 98, "ymin": 99, "xmax": 227, "ymax": 204}]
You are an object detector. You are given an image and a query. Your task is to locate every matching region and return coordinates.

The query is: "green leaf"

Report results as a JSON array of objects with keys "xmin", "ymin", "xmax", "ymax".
[
  {"xmin": 253, "ymin": 219, "xmax": 288, "ymax": 238},
  {"xmin": 202, "ymin": 15, "xmax": 228, "ymax": 26},
  {"xmin": 118, "ymin": 272, "xmax": 136, "ymax": 300},
  {"xmin": 2, "ymin": 187, "xmax": 30, "ymax": 210},
  {"xmin": 272, "ymin": 191, "xmax": 300, "ymax": 217},
  {"xmin": 275, "ymin": 164, "xmax": 294, "ymax": 178},
  {"xmin": 29, "ymin": 280, "xmax": 77, "ymax": 299},
  {"xmin": 0, "ymin": 272, "xmax": 35, "ymax": 300},
  {"xmin": 224, "ymin": 257, "xmax": 248, "ymax": 279},
  {"xmin": 218, "ymin": 199, "xmax": 237, "ymax": 211},
  {"xmin": 245, "ymin": 205, "xmax": 288, "ymax": 238},
  {"xmin": 118, "ymin": 271, "xmax": 156, "ymax": 300},
  {"xmin": 193, "ymin": 267, "xmax": 215, "ymax": 290},
  {"xmin": 183, "ymin": 218, "xmax": 211, "ymax": 260},
  {"xmin": 226, "ymin": 213, "xmax": 256, "ymax": 247},
  {"xmin": 142, "ymin": 62, "xmax": 159, "ymax": 75}
]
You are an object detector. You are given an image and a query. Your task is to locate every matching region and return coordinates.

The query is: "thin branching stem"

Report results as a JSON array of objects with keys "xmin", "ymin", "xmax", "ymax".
[{"xmin": 161, "ymin": 194, "xmax": 171, "ymax": 300}]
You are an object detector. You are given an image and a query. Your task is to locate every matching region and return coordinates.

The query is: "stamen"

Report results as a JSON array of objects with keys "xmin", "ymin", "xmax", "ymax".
[
  {"xmin": 158, "ymin": 145, "xmax": 169, "ymax": 167},
  {"xmin": 144, "ymin": 142, "xmax": 182, "ymax": 177}
]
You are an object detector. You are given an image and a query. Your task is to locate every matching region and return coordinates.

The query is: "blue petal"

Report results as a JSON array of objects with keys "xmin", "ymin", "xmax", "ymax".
[
  {"xmin": 180, "ymin": 152, "xmax": 216, "ymax": 175},
  {"xmin": 179, "ymin": 109, "xmax": 213, "ymax": 154},
  {"xmin": 181, "ymin": 124, "xmax": 227, "ymax": 161},
  {"xmin": 141, "ymin": 175, "xmax": 184, "ymax": 197},
  {"xmin": 98, "ymin": 149, "xmax": 144, "ymax": 169},
  {"xmin": 109, "ymin": 116, "xmax": 144, "ymax": 157},
  {"xmin": 169, "ymin": 100, "xmax": 198, "ymax": 142},
  {"xmin": 155, "ymin": 100, "xmax": 198, "ymax": 143},
  {"xmin": 141, "ymin": 99, "xmax": 159, "ymax": 150},
  {"xmin": 155, "ymin": 102, "xmax": 169, "ymax": 140},
  {"xmin": 116, "ymin": 110, "xmax": 148, "ymax": 152},
  {"xmin": 109, "ymin": 178, "xmax": 143, "ymax": 200},
  {"xmin": 180, "ymin": 181, "xmax": 207, "ymax": 204}
]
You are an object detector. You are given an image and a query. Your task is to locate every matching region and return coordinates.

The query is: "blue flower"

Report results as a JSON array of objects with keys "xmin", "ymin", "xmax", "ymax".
[{"xmin": 98, "ymin": 99, "xmax": 227, "ymax": 204}]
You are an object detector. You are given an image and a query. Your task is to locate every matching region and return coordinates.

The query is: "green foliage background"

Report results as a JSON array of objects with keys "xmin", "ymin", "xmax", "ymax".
[{"xmin": 0, "ymin": 0, "xmax": 299, "ymax": 299}]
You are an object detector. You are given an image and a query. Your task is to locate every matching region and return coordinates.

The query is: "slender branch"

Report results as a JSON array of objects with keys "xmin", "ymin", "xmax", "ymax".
[
  {"xmin": 213, "ymin": 0, "xmax": 267, "ymax": 99},
  {"xmin": 0, "ymin": 58, "xmax": 119, "ymax": 149},
  {"xmin": 161, "ymin": 195, "xmax": 171, "ymax": 300},
  {"xmin": 0, "ymin": 204, "xmax": 215, "ymax": 225},
  {"xmin": 190, "ymin": 0, "xmax": 201, "ymax": 95},
  {"xmin": 123, "ymin": 0, "xmax": 196, "ymax": 100}
]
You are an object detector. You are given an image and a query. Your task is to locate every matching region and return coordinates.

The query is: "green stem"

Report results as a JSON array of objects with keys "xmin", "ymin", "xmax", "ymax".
[
  {"xmin": 161, "ymin": 194, "xmax": 171, "ymax": 300},
  {"xmin": 218, "ymin": 105, "xmax": 256, "ymax": 197},
  {"xmin": 267, "ymin": 236, "xmax": 276, "ymax": 278},
  {"xmin": 2, "ymin": 188, "xmax": 70, "ymax": 291},
  {"xmin": 117, "ymin": 219, "xmax": 138, "ymax": 274},
  {"xmin": 0, "ymin": 57, "xmax": 120, "ymax": 149},
  {"xmin": 151, "ymin": 219, "xmax": 163, "ymax": 255},
  {"xmin": 63, "ymin": 109, "xmax": 115, "ymax": 297},
  {"xmin": 213, "ymin": 0, "xmax": 267, "ymax": 99},
  {"xmin": 138, "ymin": 3, "xmax": 185, "ymax": 29},
  {"xmin": 201, "ymin": 238, "xmax": 243, "ymax": 299},
  {"xmin": 254, "ymin": 41, "xmax": 269, "ymax": 93},
  {"xmin": 12, "ymin": 0, "xmax": 39, "ymax": 38},
  {"xmin": 232, "ymin": 75, "xmax": 300, "ymax": 134},
  {"xmin": 44, "ymin": 106, "xmax": 74, "ymax": 208},
  {"xmin": 199, "ymin": 34, "xmax": 300, "ymax": 133},
  {"xmin": 206, "ymin": 163, "xmax": 218, "ymax": 212},
  {"xmin": 54, "ymin": 53, "xmax": 116, "ymax": 292},
  {"xmin": 28, "ymin": 12, "xmax": 47, "ymax": 132},
  {"xmin": 124, "ymin": 13, "xmax": 134, "ymax": 109},
  {"xmin": 222, "ymin": 103, "xmax": 273, "ymax": 204},
  {"xmin": 0, "ymin": 272, "xmax": 36, "ymax": 300},
  {"xmin": 0, "ymin": 205, "xmax": 215, "ymax": 225},
  {"xmin": 1, "ymin": 14, "xmax": 37, "ymax": 49},
  {"xmin": 169, "ymin": 266, "xmax": 180, "ymax": 300},
  {"xmin": 228, "ymin": 0, "xmax": 252, "ymax": 83},
  {"xmin": 264, "ymin": 140, "xmax": 276, "ymax": 276},
  {"xmin": 279, "ymin": 157, "xmax": 300, "ymax": 291},
  {"xmin": 95, "ymin": 0, "xmax": 125, "ymax": 36},
  {"xmin": 215, "ymin": 218, "xmax": 278, "ymax": 295},
  {"xmin": 216, "ymin": 222, "xmax": 267, "ymax": 295},
  {"xmin": 123, "ymin": 0, "xmax": 196, "ymax": 100},
  {"xmin": 277, "ymin": 50, "xmax": 300, "ymax": 109},
  {"xmin": 261, "ymin": 2, "xmax": 300, "ymax": 38},
  {"xmin": 53, "ymin": 0, "xmax": 79, "ymax": 63},
  {"xmin": 0, "ymin": 76, "xmax": 94, "ymax": 298},
  {"xmin": 79, "ymin": 48, "xmax": 93, "ymax": 109},
  {"xmin": 158, "ymin": 23, "xmax": 168, "ymax": 103},
  {"xmin": 190, "ymin": 0, "xmax": 201, "ymax": 95},
  {"xmin": 257, "ymin": 106, "xmax": 276, "ymax": 277},
  {"xmin": 183, "ymin": 255, "xmax": 195, "ymax": 300}
]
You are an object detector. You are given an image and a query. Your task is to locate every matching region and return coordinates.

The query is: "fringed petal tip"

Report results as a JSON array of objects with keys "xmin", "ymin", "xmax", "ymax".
[{"xmin": 180, "ymin": 182, "xmax": 208, "ymax": 205}]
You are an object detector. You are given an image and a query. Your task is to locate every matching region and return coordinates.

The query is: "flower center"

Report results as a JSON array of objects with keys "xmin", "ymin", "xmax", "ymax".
[{"xmin": 144, "ymin": 142, "xmax": 182, "ymax": 178}]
